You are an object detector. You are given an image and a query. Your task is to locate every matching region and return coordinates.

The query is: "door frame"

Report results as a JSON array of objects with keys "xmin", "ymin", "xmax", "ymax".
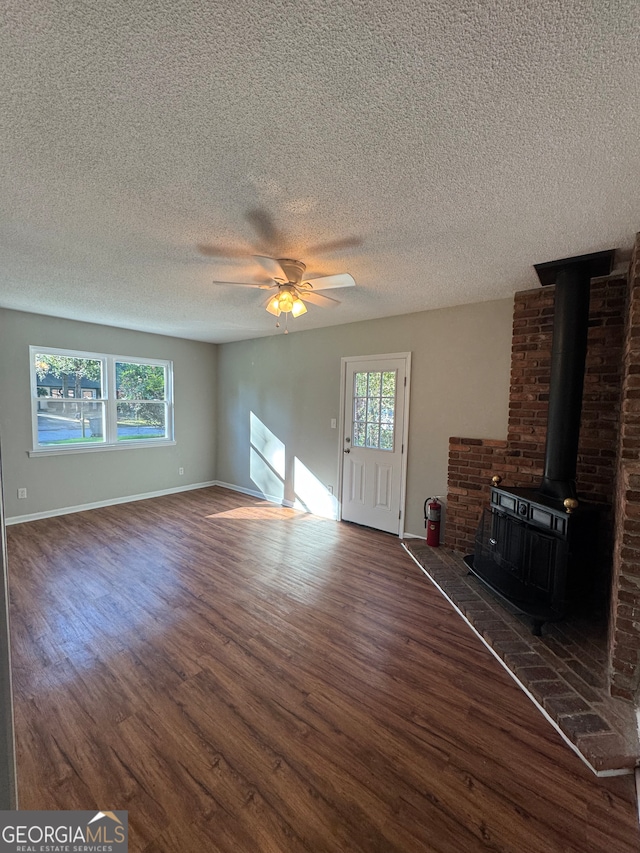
[{"xmin": 337, "ymin": 352, "xmax": 412, "ymax": 538}]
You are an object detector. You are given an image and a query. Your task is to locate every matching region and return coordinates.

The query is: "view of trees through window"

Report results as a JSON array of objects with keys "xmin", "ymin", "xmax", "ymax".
[
  {"xmin": 32, "ymin": 350, "xmax": 171, "ymax": 448},
  {"xmin": 352, "ymin": 370, "xmax": 396, "ymax": 451},
  {"xmin": 116, "ymin": 361, "xmax": 166, "ymax": 441}
]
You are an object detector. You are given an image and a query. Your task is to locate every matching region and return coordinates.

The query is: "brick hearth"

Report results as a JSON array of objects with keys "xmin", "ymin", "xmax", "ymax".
[{"xmin": 403, "ymin": 540, "xmax": 639, "ymax": 775}]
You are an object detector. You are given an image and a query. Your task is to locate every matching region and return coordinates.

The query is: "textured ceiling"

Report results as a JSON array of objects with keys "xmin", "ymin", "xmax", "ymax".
[{"xmin": 1, "ymin": 1, "xmax": 639, "ymax": 343}]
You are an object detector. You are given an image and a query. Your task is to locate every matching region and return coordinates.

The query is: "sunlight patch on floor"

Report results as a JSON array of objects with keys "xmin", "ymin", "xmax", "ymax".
[{"xmin": 206, "ymin": 505, "xmax": 304, "ymax": 520}]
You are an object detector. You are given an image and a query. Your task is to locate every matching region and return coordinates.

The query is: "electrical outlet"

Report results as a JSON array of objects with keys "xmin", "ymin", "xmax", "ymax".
[
  {"xmin": 330, "ymin": 418, "xmax": 337, "ymax": 429},
  {"xmin": 178, "ymin": 467, "xmax": 184, "ymax": 475},
  {"xmin": 17, "ymin": 487, "xmax": 27, "ymax": 500}
]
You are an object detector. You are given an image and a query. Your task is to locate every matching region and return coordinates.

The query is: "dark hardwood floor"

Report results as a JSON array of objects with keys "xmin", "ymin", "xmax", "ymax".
[{"xmin": 6, "ymin": 487, "xmax": 639, "ymax": 852}]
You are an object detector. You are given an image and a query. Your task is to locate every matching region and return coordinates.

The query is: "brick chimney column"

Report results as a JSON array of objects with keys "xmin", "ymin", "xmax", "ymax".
[{"xmin": 609, "ymin": 233, "xmax": 640, "ymax": 701}]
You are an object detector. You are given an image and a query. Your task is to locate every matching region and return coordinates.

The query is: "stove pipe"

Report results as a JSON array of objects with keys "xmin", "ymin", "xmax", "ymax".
[{"xmin": 533, "ymin": 251, "xmax": 614, "ymax": 502}]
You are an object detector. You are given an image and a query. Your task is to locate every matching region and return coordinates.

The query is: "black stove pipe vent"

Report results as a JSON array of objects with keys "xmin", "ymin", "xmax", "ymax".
[{"xmin": 533, "ymin": 250, "xmax": 614, "ymax": 501}]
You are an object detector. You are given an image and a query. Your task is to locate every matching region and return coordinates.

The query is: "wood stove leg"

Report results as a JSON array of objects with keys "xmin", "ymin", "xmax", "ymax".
[{"xmin": 532, "ymin": 619, "xmax": 544, "ymax": 636}]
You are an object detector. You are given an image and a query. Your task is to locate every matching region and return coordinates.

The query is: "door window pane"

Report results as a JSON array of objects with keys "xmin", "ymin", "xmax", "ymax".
[
  {"xmin": 352, "ymin": 370, "xmax": 396, "ymax": 450},
  {"xmin": 366, "ymin": 423, "xmax": 380, "ymax": 447},
  {"xmin": 353, "ymin": 423, "xmax": 366, "ymax": 446},
  {"xmin": 380, "ymin": 425, "xmax": 394, "ymax": 450},
  {"xmin": 381, "ymin": 397, "xmax": 395, "ymax": 423},
  {"xmin": 355, "ymin": 372, "xmax": 367, "ymax": 396},
  {"xmin": 382, "ymin": 371, "xmax": 395, "ymax": 396},
  {"xmin": 368, "ymin": 372, "xmax": 381, "ymax": 396}
]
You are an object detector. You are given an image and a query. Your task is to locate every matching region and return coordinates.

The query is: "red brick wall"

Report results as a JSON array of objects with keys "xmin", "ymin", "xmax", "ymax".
[
  {"xmin": 447, "ymin": 438, "xmax": 508, "ymax": 553},
  {"xmin": 504, "ymin": 286, "xmax": 554, "ymax": 488},
  {"xmin": 445, "ymin": 275, "xmax": 627, "ymax": 553},
  {"xmin": 610, "ymin": 235, "xmax": 640, "ymax": 701},
  {"xmin": 609, "ymin": 465, "xmax": 640, "ymax": 700}
]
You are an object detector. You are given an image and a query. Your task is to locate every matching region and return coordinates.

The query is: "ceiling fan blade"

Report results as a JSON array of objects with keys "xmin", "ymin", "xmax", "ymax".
[
  {"xmin": 211, "ymin": 280, "xmax": 274, "ymax": 289},
  {"xmin": 304, "ymin": 236, "xmax": 362, "ymax": 255},
  {"xmin": 246, "ymin": 208, "xmax": 282, "ymax": 253},
  {"xmin": 198, "ymin": 243, "xmax": 253, "ymax": 258},
  {"xmin": 301, "ymin": 291, "xmax": 341, "ymax": 308},
  {"xmin": 303, "ymin": 272, "xmax": 355, "ymax": 291},
  {"xmin": 254, "ymin": 256, "xmax": 289, "ymax": 281}
]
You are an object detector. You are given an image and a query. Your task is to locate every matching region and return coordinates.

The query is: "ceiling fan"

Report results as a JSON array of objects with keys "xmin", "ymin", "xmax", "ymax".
[
  {"xmin": 210, "ymin": 255, "xmax": 356, "ymax": 329},
  {"xmin": 198, "ymin": 207, "xmax": 359, "ymax": 329}
]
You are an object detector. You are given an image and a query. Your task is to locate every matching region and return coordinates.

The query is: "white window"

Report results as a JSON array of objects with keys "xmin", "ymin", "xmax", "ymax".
[{"xmin": 30, "ymin": 347, "xmax": 174, "ymax": 453}]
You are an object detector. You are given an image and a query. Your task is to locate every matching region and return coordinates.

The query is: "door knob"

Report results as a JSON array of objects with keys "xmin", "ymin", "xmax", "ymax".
[{"xmin": 344, "ymin": 448, "xmax": 351, "ymax": 453}]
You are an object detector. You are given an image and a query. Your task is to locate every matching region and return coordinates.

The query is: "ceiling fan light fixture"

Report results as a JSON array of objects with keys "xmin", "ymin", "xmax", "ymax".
[
  {"xmin": 212, "ymin": 254, "xmax": 354, "ymax": 324},
  {"xmin": 266, "ymin": 295, "xmax": 282, "ymax": 316},
  {"xmin": 291, "ymin": 297, "xmax": 307, "ymax": 317},
  {"xmin": 277, "ymin": 289, "xmax": 295, "ymax": 313}
]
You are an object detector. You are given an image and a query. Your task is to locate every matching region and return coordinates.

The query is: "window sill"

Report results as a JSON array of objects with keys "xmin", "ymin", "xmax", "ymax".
[{"xmin": 28, "ymin": 440, "xmax": 176, "ymax": 458}]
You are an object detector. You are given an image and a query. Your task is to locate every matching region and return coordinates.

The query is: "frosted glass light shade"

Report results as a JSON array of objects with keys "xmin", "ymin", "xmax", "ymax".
[
  {"xmin": 277, "ymin": 290, "xmax": 294, "ymax": 313},
  {"xmin": 291, "ymin": 298, "xmax": 307, "ymax": 317},
  {"xmin": 265, "ymin": 287, "xmax": 307, "ymax": 319},
  {"xmin": 266, "ymin": 296, "xmax": 282, "ymax": 316}
]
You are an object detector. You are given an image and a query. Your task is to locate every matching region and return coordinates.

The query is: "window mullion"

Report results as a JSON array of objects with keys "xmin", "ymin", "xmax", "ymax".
[{"xmin": 105, "ymin": 356, "xmax": 118, "ymax": 443}]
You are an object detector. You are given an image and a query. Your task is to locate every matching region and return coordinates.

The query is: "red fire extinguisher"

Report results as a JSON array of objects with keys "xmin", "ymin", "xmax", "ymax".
[{"xmin": 424, "ymin": 497, "xmax": 441, "ymax": 547}]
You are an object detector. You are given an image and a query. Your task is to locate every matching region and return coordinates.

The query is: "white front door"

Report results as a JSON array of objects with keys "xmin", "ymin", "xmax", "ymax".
[{"xmin": 340, "ymin": 354, "xmax": 410, "ymax": 535}]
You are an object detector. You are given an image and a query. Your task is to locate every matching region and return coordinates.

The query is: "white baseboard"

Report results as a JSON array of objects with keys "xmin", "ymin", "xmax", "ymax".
[
  {"xmin": 7, "ymin": 479, "xmax": 352, "ymax": 527},
  {"xmin": 6, "ymin": 481, "xmax": 218, "ymax": 526}
]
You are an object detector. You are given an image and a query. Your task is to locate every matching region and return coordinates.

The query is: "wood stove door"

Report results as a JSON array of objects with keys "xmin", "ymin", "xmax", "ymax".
[
  {"xmin": 481, "ymin": 510, "xmax": 567, "ymax": 610},
  {"xmin": 491, "ymin": 512, "xmax": 525, "ymax": 579},
  {"xmin": 525, "ymin": 528, "xmax": 559, "ymax": 595}
]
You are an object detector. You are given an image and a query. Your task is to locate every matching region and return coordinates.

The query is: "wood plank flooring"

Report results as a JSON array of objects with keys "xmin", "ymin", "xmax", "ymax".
[{"xmin": 6, "ymin": 486, "xmax": 639, "ymax": 852}]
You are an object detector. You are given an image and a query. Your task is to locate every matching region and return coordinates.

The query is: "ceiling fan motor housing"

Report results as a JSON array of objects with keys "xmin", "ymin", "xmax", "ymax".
[{"xmin": 277, "ymin": 258, "xmax": 306, "ymax": 284}]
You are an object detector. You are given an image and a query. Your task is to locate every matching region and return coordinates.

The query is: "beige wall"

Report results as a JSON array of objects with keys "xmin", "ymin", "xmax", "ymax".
[
  {"xmin": 0, "ymin": 308, "xmax": 217, "ymax": 519},
  {"xmin": 1, "ymin": 299, "xmax": 513, "ymax": 536},
  {"xmin": 216, "ymin": 299, "xmax": 513, "ymax": 537}
]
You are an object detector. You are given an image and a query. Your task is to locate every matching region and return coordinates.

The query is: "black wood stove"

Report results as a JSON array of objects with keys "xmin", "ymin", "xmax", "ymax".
[
  {"xmin": 469, "ymin": 485, "xmax": 602, "ymax": 632},
  {"xmin": 465, "ymin": 250, "xmax": 614, "ymax": 632}
]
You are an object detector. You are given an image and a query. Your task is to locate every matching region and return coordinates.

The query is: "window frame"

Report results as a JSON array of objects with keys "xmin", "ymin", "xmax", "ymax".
[{"xmin": 29, "ymin": 346, "xmax": 175, "ymax": 456}]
